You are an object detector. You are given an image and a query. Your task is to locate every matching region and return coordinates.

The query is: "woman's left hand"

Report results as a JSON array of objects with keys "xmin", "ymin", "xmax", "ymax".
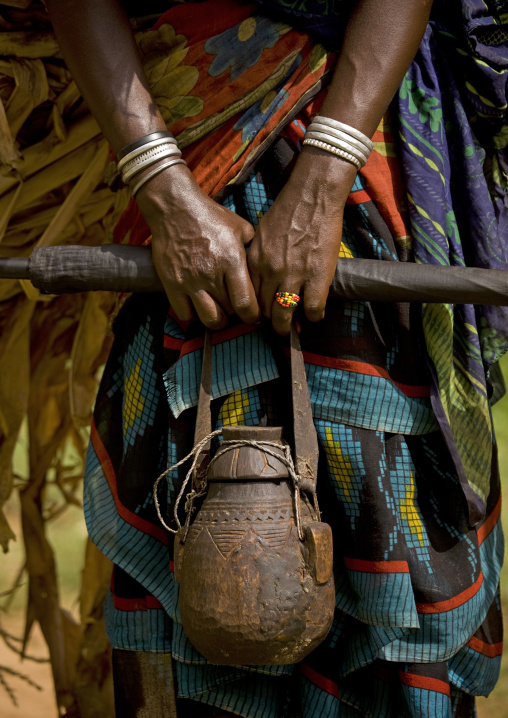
[{"xmin": 248, "ymin": 149, "xmax": 357, "ymax": 335}]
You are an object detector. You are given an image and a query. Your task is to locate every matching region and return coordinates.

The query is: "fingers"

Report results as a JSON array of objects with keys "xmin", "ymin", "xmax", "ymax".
[
  {"xmin": 168, "ymin": 292, "xmax": 195, "ymax": 324},
  {"xmin": 165, "ymin": 265, "xmax": 259, "ymax": 331},
  {"xmin": 225, "ymin": 262, "xmax": 261, "ymax": 325},
  {"xmin": 164, "ymin": 284, "xmax": 229, "ymax": 330},
  {"xmin": 301, "ymin": 280, "xmax": 328, "ymax": 323},
  {"xmin": 191, "ymin": 289, "xmax": 230, "ymax": 330},
  {"xmin": 242, "ymin": 222, "xmax": 256, "ymax": 247},
  {"xmin": 271, "ymin": 287, "xmax": 302, "ymax": 336},
  {"xmin": 257, "ymin": 273, "xmax": 330, "ymax": 336}
]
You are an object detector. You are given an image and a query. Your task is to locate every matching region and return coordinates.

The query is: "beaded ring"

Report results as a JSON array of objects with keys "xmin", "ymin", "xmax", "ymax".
[{"xmin": 275, "ymin": 291, "xmax": 300, "ymax": 308}]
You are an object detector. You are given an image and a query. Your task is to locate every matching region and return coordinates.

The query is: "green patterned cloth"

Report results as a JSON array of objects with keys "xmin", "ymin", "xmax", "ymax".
[{"xmin": 397, "ymin": 0, "xmax": 508, "ymax": 523}]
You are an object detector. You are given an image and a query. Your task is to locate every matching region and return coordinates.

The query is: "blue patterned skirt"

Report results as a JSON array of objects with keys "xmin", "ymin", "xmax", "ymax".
[{"xmin": 84, "ymin": 141, "xmax": 504, "ymax": 716}]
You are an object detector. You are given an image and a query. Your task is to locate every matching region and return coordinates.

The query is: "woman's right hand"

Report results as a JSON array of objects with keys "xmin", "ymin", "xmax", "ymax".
[{"xmin": 135, "ymin": 164, "xmax": 260, "ymax": 330}]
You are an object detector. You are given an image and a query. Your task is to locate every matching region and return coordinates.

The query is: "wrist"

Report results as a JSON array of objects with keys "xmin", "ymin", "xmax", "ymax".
[
  {"xmin": 291, "ymin": 144, "xmax": 358, "ymax": 197},
  {"xmin": 134, "ymin": 161, "xmax": 196, "ymax": 216}
]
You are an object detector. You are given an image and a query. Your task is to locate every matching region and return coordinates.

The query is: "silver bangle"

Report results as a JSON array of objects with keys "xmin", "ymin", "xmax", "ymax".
[
  {"xmin": 305, "ymin": 131, "xmax": 367, "ymax": 166},
  {"xmin": 117, "ymin": 136, "xmax": 178, "ymax": 172},
  {"xmin": 302, "ymin": 138, "xmax": 361, "ymax": 170},
  {"xmin": 122, "ymin": 145, "xmax": 182, "ymax": 183},
  {"xmin": 121, "ymin": 143, "xmax": 180, "ymax": 178},
  {"xmin": 308, "ymin": 122, "xmax": 370, "ymax": 162},
  {"xmin": 313, "ymin": 115, "xmax": 374, "ymax": 152},
  {"xmin": 131, "ymin": 157, "xmax": 187, "ymax": 197}
]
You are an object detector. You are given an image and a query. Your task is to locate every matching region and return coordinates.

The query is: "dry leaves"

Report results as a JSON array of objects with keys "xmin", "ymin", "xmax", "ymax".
[{"xmin": 0, "ymin": 1, "xmax": 122, "ymax": 714}]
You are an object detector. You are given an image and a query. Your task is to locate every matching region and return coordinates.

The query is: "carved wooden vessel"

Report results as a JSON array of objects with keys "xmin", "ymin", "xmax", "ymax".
[{"xmin": 175, "ymin": 425, "xmax": 335, "ymax": 665}]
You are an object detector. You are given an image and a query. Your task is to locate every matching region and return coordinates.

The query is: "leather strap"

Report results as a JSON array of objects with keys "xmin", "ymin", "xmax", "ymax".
[
  {"xmin": 193, "ymin": 324, "xmax": 318, "ymax": 494},
  {"xmin": 290, "ymin": 324, "xmax": 319, "ymax": 494},
  {"xmin": 192, "ymin": 329, "xmax": 213, "ymax": 494}
]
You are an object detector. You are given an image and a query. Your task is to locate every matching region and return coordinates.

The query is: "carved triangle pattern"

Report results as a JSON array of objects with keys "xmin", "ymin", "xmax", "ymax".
[
  {"xmin": 207, "ymin": 524, "xmax": 291, "ymax": 558},
  {"xmin": 207, "ymin": 526, "xmax": 248, "ymax": 557}
]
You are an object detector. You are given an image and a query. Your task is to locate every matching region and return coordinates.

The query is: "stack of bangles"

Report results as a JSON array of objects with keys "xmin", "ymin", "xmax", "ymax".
[
  {"xmin": 302, "ymin": 115, "xmax": 373, "ymax": 170},
  {"xmin": 116, "ymin": 130, "xmax": 187, "ymax": 197}
]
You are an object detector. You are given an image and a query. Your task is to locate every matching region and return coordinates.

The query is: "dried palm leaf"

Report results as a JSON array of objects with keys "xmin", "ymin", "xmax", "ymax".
[
  {"xmin": 0, "ymin": 114, "xmax": 100, "ymax": 190},
  {"xmin": 70, "ymin": 291, "xmax": 115, "ymax": 427},
  {"xmin": 35, "ymin": 140, "xmax": 109, "ymax": 250},
  {"xmin": 0, "ymin": 139, "xmax": 104, "ymax": 242},
  {"xmin": 20, "ymin": 490, "xmax": 79, "ymax": 713},
  {"xmin": 5, "ymin": 58, "xmax": 49, "ymax": 138},
  {"xmin": 0, "ymin": 96, "xmax": 19, "ymax": 168},
  {"xmin": 0, "ymin": 31, "xmax": 59, "ymax": 59},
  {"xmin": 0, "ymin": 295, "xmax": 35, "ymax": 552},
  {"xmin": 0, "ymin": 5, "xmax": 121, "ymax": 714},
  {"xmin": 74, "ymin": 540, "xmax": 114, "ymax": 718}
]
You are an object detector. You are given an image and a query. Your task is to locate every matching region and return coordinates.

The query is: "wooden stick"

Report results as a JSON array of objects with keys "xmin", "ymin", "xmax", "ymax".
[{"xmin": 15, "ymin": 248, "xmax": 508, "ymax": 306}]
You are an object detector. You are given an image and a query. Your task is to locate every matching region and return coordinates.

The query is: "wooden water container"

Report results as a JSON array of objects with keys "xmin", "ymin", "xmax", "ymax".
[{"xmin": 175, "ymin": 425, "xmax": 335, "ymax": 665}]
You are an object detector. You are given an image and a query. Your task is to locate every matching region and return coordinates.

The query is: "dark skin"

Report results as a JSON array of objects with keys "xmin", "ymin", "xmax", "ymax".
[{"xmin": 45, "ymin": 0, "xmax": 432, "ymax": 335}]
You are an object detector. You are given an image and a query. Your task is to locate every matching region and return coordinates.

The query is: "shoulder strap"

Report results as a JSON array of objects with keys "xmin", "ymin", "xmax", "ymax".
[
  {"xmin": 290, "ymin": 323, "xmax": 319, "ymax": 494},
  {"xmin": 192, "ymin": 329, "xmax": 213, "ymax": 493},
  {"xmin": 193, "ymin": 324, "xmax": 319, "ymax": 493}
]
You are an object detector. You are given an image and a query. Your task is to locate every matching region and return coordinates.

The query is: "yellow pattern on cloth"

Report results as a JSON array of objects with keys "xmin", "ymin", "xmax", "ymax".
[
  {"xmin": 322, "ymin": 425, "xmax": 354, "ymax": 503},
  {"xmin": 124, "ymin": 358, "xmax": 146, "ymax": 432},
  {"xmin": 219, "ymin": 390, "xmax": 251, "ymax": 427},
  {"xmin": 138, "ymin": 24, "xmax": 204, "ymax": 125},
  {"xmin": 400, "ymin": 472, "xmax": 426, "ymax": 548}
]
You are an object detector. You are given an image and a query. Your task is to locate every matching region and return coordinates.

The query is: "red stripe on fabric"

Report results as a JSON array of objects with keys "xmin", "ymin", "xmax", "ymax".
[
  {"xmin": 91, "ymin": 420, "xmax": 168, "ymax": 545},
  {"xmin": 301, "ymin": 351, "xmax": 430, "ymax": 398},
  {"xmin": 358, "ymin": 136, "xmax": 411, "ymax": 241},
  {"xmin": 163, "ymin": 335, "xmax": 185, "ymax": 351},
  {"xmin": 113, "ymin": 594, "xmax": 164, "ymax": 612},
  {"xmin": 347, "ymin": 189, "xmax": 371, "ymax": 205},
  {"xmin": 170, "ymin": 322, "xmax": 259, "ymax": 357},
  {"xmin": 415, "ymin": 572, "xmax": 483, "ymax": 614},
  {"xmin": 477, "ymin": 496, "xmax": 501, "ymax": 546},
  {"xmin": 299, "ymin": 663, "xmax": 340, "ymax": 698},
  {"xmin": 344, "ymin": 557, "xmax": 410, "ymax": 574},
  {"xmin": 467, "ymin": 636, "xmax": 503, "ymax": 658},
  {"xmin": 167, "ymin": 307, "xmax": 192, "ymax": 333},
  {"xmin": 399, "ymin": 671, "xmax": 451, "ymax": 696}
]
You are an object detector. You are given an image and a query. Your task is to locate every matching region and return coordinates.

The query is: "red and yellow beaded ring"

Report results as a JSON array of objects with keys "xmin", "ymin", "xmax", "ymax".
[{"xmin": 275, "ymin": 291, "xmax": 300, "ymax": 308}]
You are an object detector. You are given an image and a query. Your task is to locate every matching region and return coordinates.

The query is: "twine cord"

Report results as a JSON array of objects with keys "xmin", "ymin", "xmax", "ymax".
[
  {"xmin": 153, "ymin": 429, "xmax": 222, "ymax": 534},
  {"xmin": 153, "ymin": 433, "xmax": 314, "ymax": 540}
]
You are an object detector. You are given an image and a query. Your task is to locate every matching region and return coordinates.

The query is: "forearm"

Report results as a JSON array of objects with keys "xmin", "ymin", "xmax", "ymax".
[
  {"xmin": 252, "ymin": 0, "xmax": 433, "ymax": 333},
  {"xmin": 44, "ymin": 0, "xmax": 165, "ymax": 153},
  {"xmin": 45, "ymin": 0, "xmax": 259, "ymax": 330},
  {"xmin": 288, "ymin": 0, "xmax": 433, "ymax": 202},
  {"xmin": 321, "ymin": 0, "xmax": 433, "ymax": 137}
]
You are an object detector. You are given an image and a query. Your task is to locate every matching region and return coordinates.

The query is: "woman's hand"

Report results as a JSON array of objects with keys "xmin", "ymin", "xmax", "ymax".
[
  {"xmin": 248, "ymin": 149, "xmax": 357, "ymax": 335},
  {"xmin": 44, "ymin": 0, "xmax": 260, "ymax": 331},
  {"xmin": 136, "ymin": 165, "xmax": 260, "ymax": 330},
  {"xmin": 248, "ymin": 0, "xmax": 433, "ymax": 336}
]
